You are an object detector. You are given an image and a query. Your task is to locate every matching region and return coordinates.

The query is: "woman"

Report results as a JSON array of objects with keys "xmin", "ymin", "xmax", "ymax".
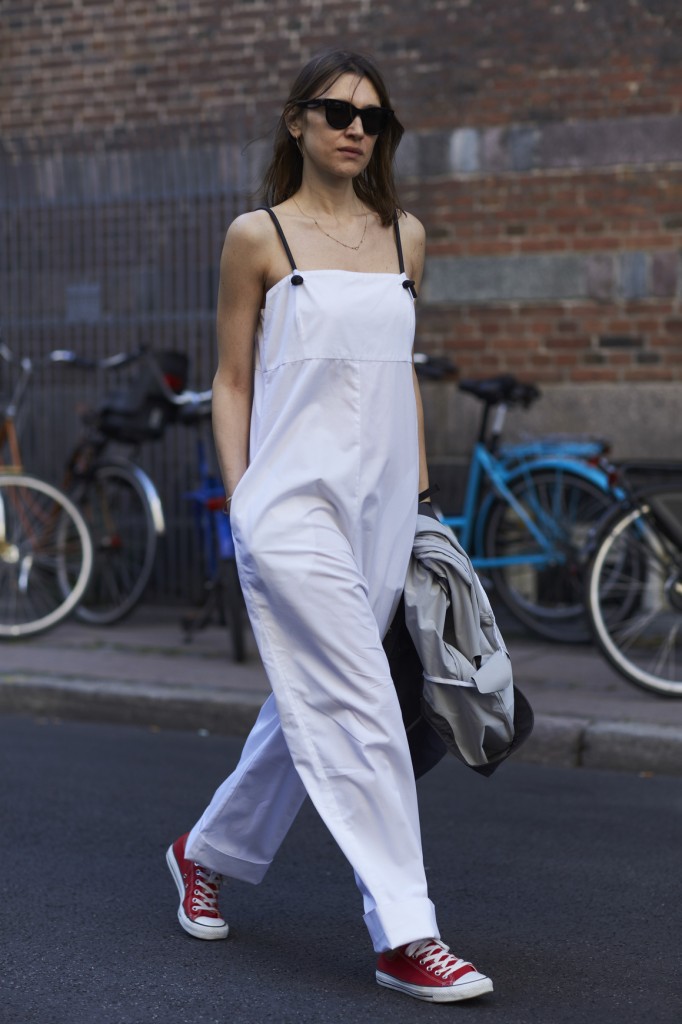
[{"xmin": 166, "ymin": 49, "xmax": 493, "ymax": 1005}]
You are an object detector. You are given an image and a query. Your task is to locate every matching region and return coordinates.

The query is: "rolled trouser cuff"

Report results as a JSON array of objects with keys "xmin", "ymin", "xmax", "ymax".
[
  {"xmin": 363, "ymin": 898, "xmax": 440, "ymax": 953},
  {"xmin": 185, "ymin": 831, "xmax": 270, "ymax": 885}
]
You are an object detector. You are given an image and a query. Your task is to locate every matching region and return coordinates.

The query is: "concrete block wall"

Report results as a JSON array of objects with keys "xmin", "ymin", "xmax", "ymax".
[{"xmin": 3, "ymin": 0, "xmax": 682, "ymax": 462}]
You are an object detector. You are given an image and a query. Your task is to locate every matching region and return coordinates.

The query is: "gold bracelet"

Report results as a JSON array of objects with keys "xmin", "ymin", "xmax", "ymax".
[{"xmin": 223, "ymin": 495, "xmax": 233, "ymax": 515}]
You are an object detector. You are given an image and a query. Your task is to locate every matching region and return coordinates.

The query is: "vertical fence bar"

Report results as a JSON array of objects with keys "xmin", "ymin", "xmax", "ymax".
[{"xmin": 0, "ymin": 125, "xmax": 249, "ymax": 603}]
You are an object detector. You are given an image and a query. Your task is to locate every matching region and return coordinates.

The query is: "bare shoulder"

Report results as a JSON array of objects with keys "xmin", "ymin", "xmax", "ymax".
[
  {"xmin": 217, "ymin": 210, "xmax": 279, "ymax": 315},
  {"xmin": 397, "ymin": 209, "xmax": 426, "ymax": 247},
  {"xmin": 397, "ymin": 210, "xmax": 426, "ymax": 284},
  {"xmin": 218, "ymin": 210, "xmax": 279, "ymax": 298},
  {"xmin": 222, "ymin": 209, "xmax": 273, "ymax": 259},
  {"xmin": 395, "ymin": 208, "xmax": 421, "ymax": 238}
]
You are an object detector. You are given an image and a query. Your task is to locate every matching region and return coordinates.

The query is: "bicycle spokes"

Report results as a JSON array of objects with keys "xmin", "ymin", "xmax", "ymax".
[
  {"xmin": 485, "ymin": 468, "xmax": 614, "ymax": 643},
  {"xmin": 73, "ymin": 463, "xmax": 157, "ymax": 624},
  {"xmin": 0, "ymin": 475, "xmax": 93, "ymax": 637},
  {"xmin": 588, "ymin": 488, "xmax": 682, "ymax": 695}
]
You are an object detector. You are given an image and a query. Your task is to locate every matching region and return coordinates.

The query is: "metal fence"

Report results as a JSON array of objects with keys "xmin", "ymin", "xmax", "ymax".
[{"xmin": 0, "ymin": 125, "xmax": 265, "ymax": 600}]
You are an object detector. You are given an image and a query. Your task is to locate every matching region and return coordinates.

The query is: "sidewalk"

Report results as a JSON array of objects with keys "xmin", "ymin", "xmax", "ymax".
[{"xmin": 1, "ymin": 603, "xmax": 681, "ymax": 776}]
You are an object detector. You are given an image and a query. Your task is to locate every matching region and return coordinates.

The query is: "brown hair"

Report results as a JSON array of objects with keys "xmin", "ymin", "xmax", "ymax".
[{"xmin": 260, "ymin": 50, "xmax": 405, "ymax": 227}]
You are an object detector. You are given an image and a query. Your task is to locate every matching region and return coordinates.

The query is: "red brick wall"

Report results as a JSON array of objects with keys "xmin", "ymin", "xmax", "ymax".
[
  {"xmin": 404, "ymin": 168, "xmax": 682, "ymax": 383},
  {"xmin": 3, "ymin": 0, "xmax": 682, "ymax": 387},
  {"xmin": 4, "ymin": 1, "xmax": 681, "ymax": 145}
]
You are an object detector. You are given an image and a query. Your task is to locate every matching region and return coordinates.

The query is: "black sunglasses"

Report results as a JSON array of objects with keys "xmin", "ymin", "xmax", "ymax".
[{"xmin": 296, "ymin": 98, "xmax": 394, "ymax": 136}]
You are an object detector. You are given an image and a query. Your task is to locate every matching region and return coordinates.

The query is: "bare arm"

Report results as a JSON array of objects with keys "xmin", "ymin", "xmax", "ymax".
[
  {"xmin": 212, "ymin": 213, "xmax": 269, "ymax": 498},
  {"xmin": 413, "ymin": 369, "xmax": 430, "ymax": 496},
  {"xmin": 401, "ymin": 213, "xmax": 431, "ymax": 497}
]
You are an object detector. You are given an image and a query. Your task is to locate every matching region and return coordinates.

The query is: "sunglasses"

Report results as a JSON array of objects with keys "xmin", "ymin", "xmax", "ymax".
[{"xmin": 295, "ymin": 98, "xmax": 394, "ymax": 136}]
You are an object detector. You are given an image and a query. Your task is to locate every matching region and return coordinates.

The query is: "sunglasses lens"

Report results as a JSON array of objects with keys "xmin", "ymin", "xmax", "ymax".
[
  {"xmin": 360, "ymin": 108, "xmax": 389, "ymax": 135},
  {"xmin": 324, "ymin": 101, "xmax": 354, "ymax": 130},
  {"xmin": 318, "ymin": 100, "xmax": 392, "ymax": 135}
]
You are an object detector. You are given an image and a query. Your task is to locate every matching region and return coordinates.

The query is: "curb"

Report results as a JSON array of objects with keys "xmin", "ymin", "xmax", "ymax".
[
  {"xmin": 0, "ymin": 674, "xmax": 262, "ymax": 738},
  {"xmin": 517, "ymin": 714, "xmax": 682, "ymax": 777},
  {"xmin": 2, "ymin": 673, "xmax": 682, "ymax": 777}
]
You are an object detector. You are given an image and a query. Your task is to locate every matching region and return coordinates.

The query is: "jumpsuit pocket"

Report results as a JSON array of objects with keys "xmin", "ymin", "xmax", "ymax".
[
  {"xmin": 228, "ymin": 462, "xmax": 256, "ymax": 526},
  {"xmin": 229, "ymin": 469, "xmax": 248, "ymax": 508}
]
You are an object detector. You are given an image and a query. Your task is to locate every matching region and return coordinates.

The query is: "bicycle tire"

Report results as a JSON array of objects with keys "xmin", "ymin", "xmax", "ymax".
[
  {"xmin": 0, "ymin": 473, "xmax": 93, "ymax": 638},
  {"xmin": 219, "ymin": 557, "xmax": 246, "ymax": 663},
  {"xmin": 483, "ymin": 467, "xmax": 614, "ymax": 643},
  {"xmin": 586, "ymin": 485, "xmax": 682, "ymax": 696},
  {"xmin": 73, "ymin": 461, "xmax": 157, "ymax": 624}
]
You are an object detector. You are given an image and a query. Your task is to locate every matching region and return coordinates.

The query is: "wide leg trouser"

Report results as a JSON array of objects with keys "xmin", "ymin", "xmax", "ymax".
[{"xmin": 186, "ymin": 519, "xmax": 439, "ymax": 953}]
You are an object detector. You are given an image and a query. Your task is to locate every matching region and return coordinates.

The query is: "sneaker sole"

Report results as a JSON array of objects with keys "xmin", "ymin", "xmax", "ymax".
[
  {"xmin": 165, "ymin": 844, "xmax": 229, "ymax": 941},
  {"xmin": 376, "ymin": 970, "xmax": 493, "ymax": 1003}
]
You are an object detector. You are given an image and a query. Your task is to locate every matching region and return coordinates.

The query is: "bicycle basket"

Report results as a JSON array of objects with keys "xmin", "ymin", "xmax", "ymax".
[{"xmin": 95, "ymin": 350, "xmax": 189, "ymax": 444}]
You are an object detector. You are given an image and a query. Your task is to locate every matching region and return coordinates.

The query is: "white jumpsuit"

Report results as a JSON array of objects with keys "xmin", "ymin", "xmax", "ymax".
[{"xmin": 186, "ymin": 211, "xmax": 440, "ymax": 953}]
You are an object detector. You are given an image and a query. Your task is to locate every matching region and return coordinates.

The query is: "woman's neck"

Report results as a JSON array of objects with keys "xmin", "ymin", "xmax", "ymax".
[{"xmin": 295, "ymin": 174, "xmax": 365, "ymax": 220}]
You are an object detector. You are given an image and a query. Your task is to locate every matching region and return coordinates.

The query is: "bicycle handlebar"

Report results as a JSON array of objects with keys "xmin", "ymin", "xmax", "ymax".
[
  {"xmin": 49, "ymin": 348, "xmax": 149, "ymax": 372},
  {"xmin": 0, "ymin": 344, "xmax": 111, "ymax": 372},
  {"xmin": 65, "ymin": 345, "xmax": 211, "ymax": 408},
  {"xmin": 1, "ymin": 341, "xmax": 211, "ymax": 412},
  {"xmin": 48, "ymin": 350, "xmax": 97, "ymax": 369}
]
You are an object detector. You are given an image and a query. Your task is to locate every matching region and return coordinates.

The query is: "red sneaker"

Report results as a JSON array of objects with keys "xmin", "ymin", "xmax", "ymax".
[
  {"xmin": 376, "ymin": 938, "xmax": 493, "ymax": 1002},
  {"xmin": 166, "ymin": 833, "xmax": 229, "ymax": 940}
]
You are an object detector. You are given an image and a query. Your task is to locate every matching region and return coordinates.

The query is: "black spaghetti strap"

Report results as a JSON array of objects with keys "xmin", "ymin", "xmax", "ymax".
[
  {"xmin": 392, "ymin": 212, "xmax": 406, "ymax": 274},
  {"xmin": 393, "ymin": 212, "xmax": 417, "ymax": 299},
  {"xmin": 257, "ymin": 206, "xmax": 304, "ymax": 285}
]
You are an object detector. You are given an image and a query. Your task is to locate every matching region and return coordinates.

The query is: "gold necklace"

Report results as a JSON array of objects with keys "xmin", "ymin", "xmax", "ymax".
[{"xmin": 292, "ymin": 197, "xmax": 368, "ymax": 251}]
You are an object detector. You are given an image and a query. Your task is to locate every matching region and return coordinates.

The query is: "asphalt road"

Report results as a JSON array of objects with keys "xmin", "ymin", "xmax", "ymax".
[{"xmin": 2, "ymin": 714, "xmax": 680, "ymax": 1024}]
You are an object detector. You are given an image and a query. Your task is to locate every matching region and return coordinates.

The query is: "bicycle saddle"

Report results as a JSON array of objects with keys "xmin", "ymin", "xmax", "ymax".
[{"xmin": 458, "ymin": 375, "xmax": 540, "ymax": 408}]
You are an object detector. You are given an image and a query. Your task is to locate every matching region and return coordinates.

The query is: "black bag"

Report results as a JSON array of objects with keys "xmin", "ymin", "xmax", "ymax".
[
  {"xmin": 384, "ymin": 596, "xmax": 534, "ymax": 780},
  {"xmin": 383, "ymin": 597, "xmax": 448, "ymax": 780}
]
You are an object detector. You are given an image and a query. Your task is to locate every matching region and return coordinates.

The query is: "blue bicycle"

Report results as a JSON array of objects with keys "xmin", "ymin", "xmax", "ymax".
[
  {"xmin": 62, "ymin": 345, "xmax": 246, "ymax": 659},
  {"xmin": 179, "ymin": 395, "xmax": 246, "ymax": 663},
  {"xmin": 416, "ymin": 361, "xmax": 621, "ymax": 643}
]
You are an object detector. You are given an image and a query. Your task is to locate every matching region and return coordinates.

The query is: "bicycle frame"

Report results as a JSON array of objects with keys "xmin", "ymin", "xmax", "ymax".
[
  {"xmin": 499, "ymin": 437, "xmax": 607, "ymax": 467},
  {"xmin": 180, "ymin": 415, "xmax": 246, "ymax": 661},
  {"xmin": 619, "ymin": 490, "xmax": 682, "ymax": 558},
  {"xmin": 184, "ymin": 429, "xmax": 235, "ymax": 577},
  {"xmin": 0, "ymin": 347, "xmax": 33, "ymax": 471},
  {"xmin": 440, "ymin": 443, "xmax": 618, "ymax": 570},
  {"xmin": 0, "ymin": 414, "xmax": 22, "ymax": 472}
]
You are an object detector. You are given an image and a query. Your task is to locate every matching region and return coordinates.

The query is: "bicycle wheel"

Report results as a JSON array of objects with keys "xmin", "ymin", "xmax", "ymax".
[
  {"xmin": 218, "ymin": 557, "xmax": 246, "ymax": 663},
  {"xmin": 586, "ymin": 486, "xmax": 682, "ymax": 696},
  {"xmin": 74, "ymin": 461, "xmax": 157, "ymax": 624},
  {"xmin": 483, "ymin": 467, "xmax": 614, "ymax": 643},
  {"xmin": 0, "ymin": 473, "xmax": 93, "ymax": 638}
]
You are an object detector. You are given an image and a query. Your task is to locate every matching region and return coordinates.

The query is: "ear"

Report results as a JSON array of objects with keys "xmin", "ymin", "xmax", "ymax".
[{"xmin": 285, "ymin": 106, "xmax": 302, "ymax": 139}]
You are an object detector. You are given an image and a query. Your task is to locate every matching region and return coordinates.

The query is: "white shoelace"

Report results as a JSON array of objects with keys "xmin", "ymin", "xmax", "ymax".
[
  {"xmin": 191, "ymin": 865, "xmax": 222, "ymax": 914},
  {"xmin": 405, "ymin": 939, "xmax": 472, "ymax": 979}
]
